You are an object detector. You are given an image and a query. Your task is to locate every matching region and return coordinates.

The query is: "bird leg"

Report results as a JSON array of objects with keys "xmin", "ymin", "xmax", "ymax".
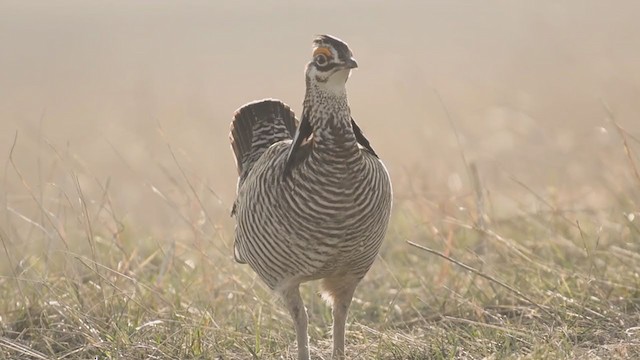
[
  {"xmin": 321, "ymin": 276, "xmax": 359, "ymax": 360},
  {"xmin": 280, "ymin": 284, "xmax": 310, "ymax": 360}
]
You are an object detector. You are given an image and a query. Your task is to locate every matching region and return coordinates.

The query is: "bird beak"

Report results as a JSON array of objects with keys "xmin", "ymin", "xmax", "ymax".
[{"xmin": 345, "ymin": 57, "xmax": 358, "ymax": 69}]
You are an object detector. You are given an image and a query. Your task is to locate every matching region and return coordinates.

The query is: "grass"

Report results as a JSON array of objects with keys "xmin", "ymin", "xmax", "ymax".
[{"xmin": 1, "ymin": 128, "xmax": 640, "ymax": 360}]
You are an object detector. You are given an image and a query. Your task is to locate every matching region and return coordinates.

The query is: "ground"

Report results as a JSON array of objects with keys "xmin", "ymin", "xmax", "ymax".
[{"xmin": 1, "ymin": 140, "xmax": 639, "ymax": 359}]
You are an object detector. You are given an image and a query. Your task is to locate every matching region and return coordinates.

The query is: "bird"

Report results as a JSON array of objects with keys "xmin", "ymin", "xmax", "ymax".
[{"xmin": 229, "ymin": 35, "xmax": 392, "ymax": 360}]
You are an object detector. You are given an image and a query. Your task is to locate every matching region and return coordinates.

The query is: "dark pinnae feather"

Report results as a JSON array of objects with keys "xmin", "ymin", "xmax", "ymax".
[
  {"xmin": 351, "ymin": 118, "xmax": 378, "ymax": 158},
  {"xmin": 284, "ymin": 112, "xmax": 313, "ymax": 178}
]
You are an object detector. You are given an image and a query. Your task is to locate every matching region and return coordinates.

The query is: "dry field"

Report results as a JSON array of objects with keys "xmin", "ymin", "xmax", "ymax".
[{"xmin": 1, "ymin": 1, "xmax": 640, "ymax": 359}]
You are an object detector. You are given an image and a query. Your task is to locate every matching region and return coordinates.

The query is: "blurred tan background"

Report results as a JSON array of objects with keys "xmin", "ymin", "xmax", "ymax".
[{"xmin": 2, "ymin": 1, "xmax": 640, "ymax": 235}]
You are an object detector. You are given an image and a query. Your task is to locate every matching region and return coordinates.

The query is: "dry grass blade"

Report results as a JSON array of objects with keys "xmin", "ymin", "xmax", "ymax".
[
  {"xmin": 603, "ymin": 101, "xmax": 640, "ymax": 188},
  {"xmin": 442, "ymin": 316, "xmax": 534, "ymax": 340},
  {"xmin": 7, "ymin": 132, "xmax": 69, "ymax": 249},
  {"xmin": 407, "ymin": 240, "xmax": 556, "ymax": 319},
  {"xmin": 0, "ymin": 337, "xmax": 49, "ymax": 360}
]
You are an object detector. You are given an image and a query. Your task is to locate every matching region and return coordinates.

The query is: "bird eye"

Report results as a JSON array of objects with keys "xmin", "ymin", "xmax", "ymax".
[{"xmin": 315, "ymin": 54, "xmax": 328, "ymax": 66}]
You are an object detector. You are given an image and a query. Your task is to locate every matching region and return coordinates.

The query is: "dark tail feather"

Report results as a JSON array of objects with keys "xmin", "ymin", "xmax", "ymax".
[{"xmin": 230, "ymin": 99, "xmax": 298, "ymax": 182}]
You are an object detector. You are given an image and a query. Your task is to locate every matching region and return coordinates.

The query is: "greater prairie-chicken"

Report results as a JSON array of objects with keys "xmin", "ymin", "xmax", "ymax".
[{"xmin": 229, "ymin": 35, "xmax": 392, "ymax": 360}]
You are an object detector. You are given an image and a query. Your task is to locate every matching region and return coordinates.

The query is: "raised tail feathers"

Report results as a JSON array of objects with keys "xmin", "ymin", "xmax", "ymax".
[{"xmin": 230, "ymin": 99, "xmax": 298, "ymax": 184}]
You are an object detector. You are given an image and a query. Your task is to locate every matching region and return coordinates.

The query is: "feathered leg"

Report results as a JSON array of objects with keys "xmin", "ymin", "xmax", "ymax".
[
  {"xmin": 322, "ymin": 276, "xmax": 360, "ymax": 359},
  {"xmin": 280, "ymin": 284, "xmax": 310, "ymax": 360}
]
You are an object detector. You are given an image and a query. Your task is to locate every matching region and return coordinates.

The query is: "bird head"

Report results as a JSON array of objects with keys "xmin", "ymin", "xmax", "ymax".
[{"xmin": 305, "ymin": 35, "xmax": 358, "ymax": 94}]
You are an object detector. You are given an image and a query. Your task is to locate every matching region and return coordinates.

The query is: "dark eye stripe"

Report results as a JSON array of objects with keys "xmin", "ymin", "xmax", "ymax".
[{"xmin": 315, "ymin": 62, "xmax": 339, "ymax": 71}]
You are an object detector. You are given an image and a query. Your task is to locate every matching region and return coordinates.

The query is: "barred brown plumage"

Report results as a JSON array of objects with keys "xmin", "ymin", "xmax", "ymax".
[{"xmin": 229, "ymin": 35, "xmax": 392, "ymax": 360}]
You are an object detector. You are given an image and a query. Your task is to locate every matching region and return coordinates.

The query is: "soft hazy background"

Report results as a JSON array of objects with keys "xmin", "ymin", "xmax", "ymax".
[
  {"xmin": 2, "ymin": 2, "xmax": 640, "ymax": 358},
  {"xmin": 2, "ymin": 0, "xmax": 640, "ymax": 233}
]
